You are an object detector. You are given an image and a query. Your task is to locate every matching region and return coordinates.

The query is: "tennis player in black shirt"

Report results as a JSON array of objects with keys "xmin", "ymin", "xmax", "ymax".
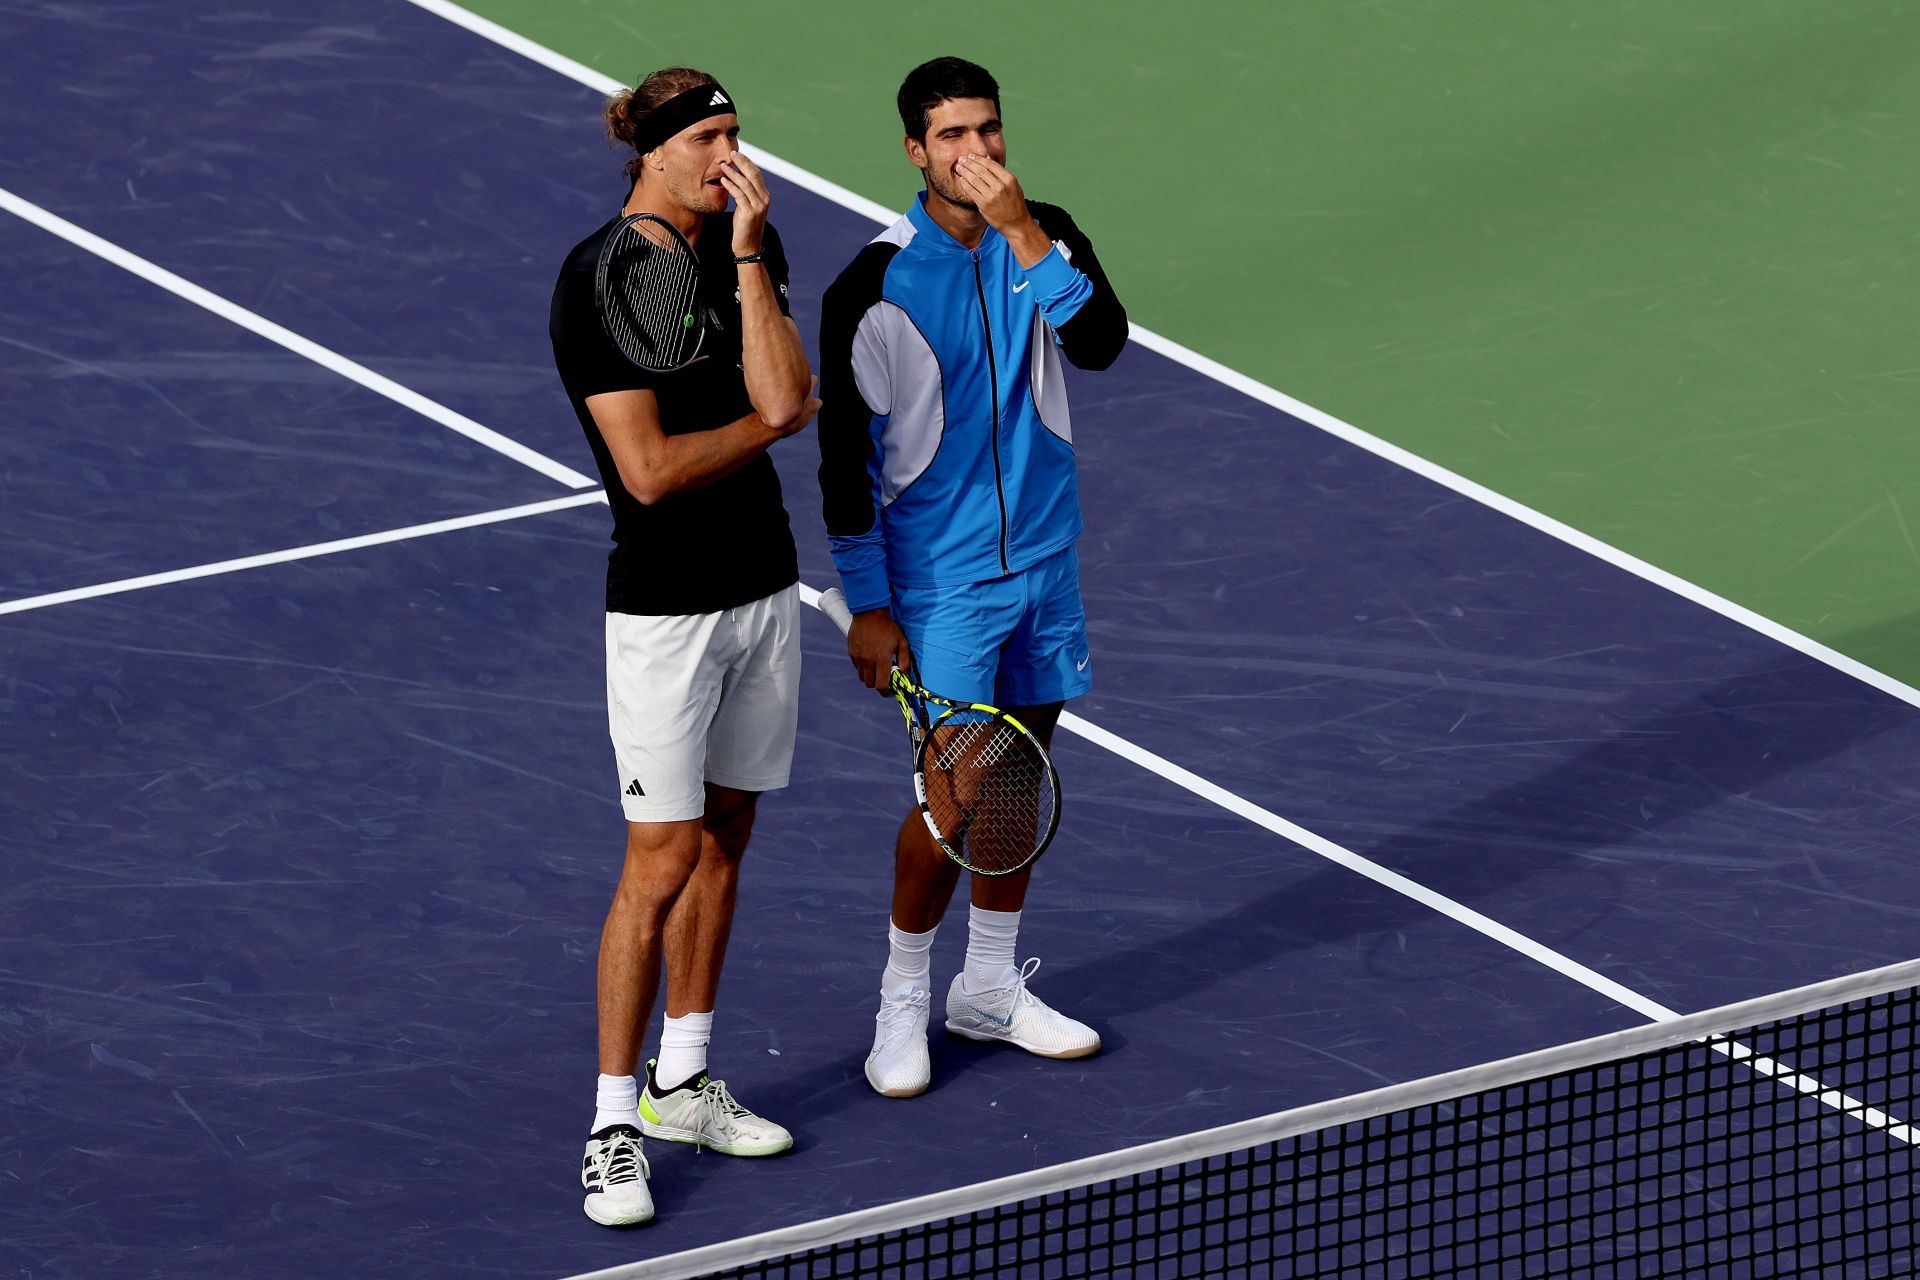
[{"xmin": 549, "ymin": 66, "xmax": 818, "ymax": 1228}]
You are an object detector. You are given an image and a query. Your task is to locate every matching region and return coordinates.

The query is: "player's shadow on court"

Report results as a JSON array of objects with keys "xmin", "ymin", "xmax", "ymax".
[{"xmin": 1028, "ymin": 648, "xmax": 1914, "ymax": 1025}]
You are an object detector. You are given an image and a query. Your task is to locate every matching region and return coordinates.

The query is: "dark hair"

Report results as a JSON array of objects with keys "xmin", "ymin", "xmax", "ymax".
[
  {"xmin": 605, "ymin": 66, "xmax": 718, "ymax": 179},
  {"xmin": 896, "ymin": 57, "xmax": 1000, "ymax": 140}
]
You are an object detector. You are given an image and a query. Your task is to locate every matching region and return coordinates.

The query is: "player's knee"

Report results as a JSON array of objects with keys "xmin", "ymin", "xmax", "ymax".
[
  {"xmin": 702, "ymin": 816, "xmax": 756, "ymax": 866},
  {"xmin": 618, "ymin": 823, "xmax": 703, "ymax": 901}
]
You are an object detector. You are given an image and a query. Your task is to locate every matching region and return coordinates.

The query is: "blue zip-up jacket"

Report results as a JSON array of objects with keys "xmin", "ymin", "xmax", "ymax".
[{"xmin": 818, "ymin": 194, "xmax": 1128, "ymax": 612}]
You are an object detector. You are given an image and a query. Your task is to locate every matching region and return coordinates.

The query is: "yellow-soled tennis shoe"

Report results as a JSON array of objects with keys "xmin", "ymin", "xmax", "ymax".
[{"xmin": 639, "ymin": 1063, "xmax": 792, "ymax": 1156}]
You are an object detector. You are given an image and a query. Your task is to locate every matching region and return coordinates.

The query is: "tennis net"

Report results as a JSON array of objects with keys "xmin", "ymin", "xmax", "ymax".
[{"xmin": 596, "ymin": 958, "xmax": 1920, "ymax": 1280}]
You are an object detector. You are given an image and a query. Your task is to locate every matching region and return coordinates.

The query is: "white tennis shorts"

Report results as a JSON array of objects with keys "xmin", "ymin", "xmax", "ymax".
[{"xmin": 604, "ymin": 585, "xmax": 801, "ymax": 823}]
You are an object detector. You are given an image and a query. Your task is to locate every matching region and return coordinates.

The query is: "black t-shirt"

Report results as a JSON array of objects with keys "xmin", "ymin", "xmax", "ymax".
[{"xmin": 549, "ymin": 212, "xmax": 800, "ymax": 615}]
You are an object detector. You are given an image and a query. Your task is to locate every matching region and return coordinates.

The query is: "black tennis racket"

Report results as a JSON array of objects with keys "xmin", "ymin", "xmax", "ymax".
[
  {"xmin": 594, "ymin": 213, "xmax": 705, "ymax": 373},
  {"xmin": 817, "ymin": 588, "xmax": 1061, "ymax": 876}
]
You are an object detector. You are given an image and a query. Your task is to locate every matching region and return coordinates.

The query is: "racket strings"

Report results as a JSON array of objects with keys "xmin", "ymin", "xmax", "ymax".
[
  {"xmin": 923, "ymin": 715, "xmax": 1057, "ymax": 875},
  {"xmin": 602, "ymin": 222, "xmax": 701, "ymax": 370}
]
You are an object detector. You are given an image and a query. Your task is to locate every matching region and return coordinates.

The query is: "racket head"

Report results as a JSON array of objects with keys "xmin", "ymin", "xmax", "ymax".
[
  {"xmin": 815, "ymin": 587, "xmax": 1062, "ymax": 875},
  {"xmin": 914, "ymin": 702, "xmax": 1061, "ymax": 877},
  {"xmin": 594, "ymin": 213, "xmax": 705, "ymax": 373}
]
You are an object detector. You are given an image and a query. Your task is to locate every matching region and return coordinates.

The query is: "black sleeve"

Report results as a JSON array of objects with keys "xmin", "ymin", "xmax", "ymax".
[
  {"xmin": 816, "ymin": 242, "xmax": 896, "ymax": 540},
  {"xmin": 549, "ymin": 259, "xmax": 657, "ymax": 398},
  {"xmin": 1029, "ymin": 201, "xmax": 1128, "ymax": 372}
]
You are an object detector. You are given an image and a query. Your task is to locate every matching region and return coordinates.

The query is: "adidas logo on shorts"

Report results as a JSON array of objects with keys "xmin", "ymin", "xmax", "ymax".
[{"xmin": 625, "ymin": 779, "xmax": 645, "ymax": 797}]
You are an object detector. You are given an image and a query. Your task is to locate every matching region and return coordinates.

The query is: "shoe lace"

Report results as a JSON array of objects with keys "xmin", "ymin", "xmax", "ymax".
[
  {"xmin": 699, "ymin": 1078, "xmax": 754, "ymax": 1130},
  {"xmin": 877, "ymin": 987, "xmax": 931, "ymax": 1048},
  {"xmin": 1008, "ymin": 957, "xmax": 1044, "ymax": 1011},
  {"xmin": 590, "ymin": 1130, "xmax": 647, "ymax": 1187}
]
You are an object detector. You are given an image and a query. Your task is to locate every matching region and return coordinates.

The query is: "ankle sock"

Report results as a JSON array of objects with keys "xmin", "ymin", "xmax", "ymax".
[
  {"xmin": 882, "ymin": 920, "xmax": 939, "ymax": 996},
  {"xmin": 653, "ymin": 1011, "xmax": 712, "ymax": 1093},
  {"xmin": 962, "ymin": 905, "xmax": 1021, "ymax": 993},
  {"xmin": 592, "ymin": 1072, "xmax": 638, "ymax": 1133}
]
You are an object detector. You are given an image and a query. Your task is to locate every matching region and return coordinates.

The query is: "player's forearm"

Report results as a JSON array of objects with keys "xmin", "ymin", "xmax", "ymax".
[
  {"xmin": 619, "ymin": 412, "xmax": 781, "ymax": 505},
  {"xmin": 1001, "ymin": 216, "xmax": 1053, "ymax": 270},
  {"xmin": 737, "ymin": 266, "xmax": 811, "ymax": 428}
]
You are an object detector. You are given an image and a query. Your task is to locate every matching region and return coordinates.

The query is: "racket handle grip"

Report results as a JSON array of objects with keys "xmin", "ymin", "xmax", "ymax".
[{"xmin": 815, "ymin": 587, "xmax": 856, "ymax": 636}]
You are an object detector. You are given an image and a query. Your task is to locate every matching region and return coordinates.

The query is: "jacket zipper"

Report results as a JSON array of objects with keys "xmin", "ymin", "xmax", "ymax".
[{"xmin": 971, "ymin": 250, "xmax": 1011, "ymax": 575}]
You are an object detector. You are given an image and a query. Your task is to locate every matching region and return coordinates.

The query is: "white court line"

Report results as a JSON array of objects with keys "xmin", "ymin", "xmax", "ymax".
[
  {"xmin": 0, "ymin": 184, "xmax": 598, "ymax": 491},
  {"xmin": 1712, "ymin": 1037, "xmax": 1917, "ymax": 1145},
  {"xmin": 0, "ymin": 492, "xmax": 605, "ymax": 616},
  {"xmin": 404, "ymin": 0, "xmax": 1920, "ymax": 715},
  {"xmin": 1118, "ymin": 328, "xmax": 1920, "ymax": 715}
]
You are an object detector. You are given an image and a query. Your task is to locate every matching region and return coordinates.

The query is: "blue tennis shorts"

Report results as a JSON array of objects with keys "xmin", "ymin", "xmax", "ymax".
[{"xmin": 890, "ymin": 546, "xmax": 1092, "ymax": 709}]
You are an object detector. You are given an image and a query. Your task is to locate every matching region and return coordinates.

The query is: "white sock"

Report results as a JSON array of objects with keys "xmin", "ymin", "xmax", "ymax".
[
  {"xmin": 962, "ymin": 905, "xmax": 1021, "ymax": 993},
  {"xmin": 592, "ymin": 1073, "xmax": 638, "ymax": 1133},
  {"xmin": 881, "ymin": 920, "xmax": 938, "ymax": 996},
  {"xmin": 652, "ymin": 1011, "xmax": 712, "ymax": 1093}
]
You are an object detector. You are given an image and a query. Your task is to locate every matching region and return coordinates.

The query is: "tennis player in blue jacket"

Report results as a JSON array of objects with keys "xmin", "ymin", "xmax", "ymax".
[{"xmin": 817, "ymin": 57, "xmax": 1128, "ymax": 1097}]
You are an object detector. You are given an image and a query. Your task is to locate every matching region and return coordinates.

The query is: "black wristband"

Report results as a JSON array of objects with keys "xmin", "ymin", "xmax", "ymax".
[{"xmin": 732, "ymin": 251, "xmax": 765, "ymax": 265}]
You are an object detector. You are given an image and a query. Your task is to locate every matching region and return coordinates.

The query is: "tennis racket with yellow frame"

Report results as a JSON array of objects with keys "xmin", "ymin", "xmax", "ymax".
[{"xmin": 817, "ymin": 588, "xmax": 1060, "ymax": 876}]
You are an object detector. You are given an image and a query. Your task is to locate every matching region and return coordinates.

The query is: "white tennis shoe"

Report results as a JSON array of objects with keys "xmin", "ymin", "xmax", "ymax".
[
  {"xmin": 945, "ymin": 958, "xmax": 1100, "ymax": 1059},
  {"xmin": 639, "ymin": 1065, "xmax": 792, "ymax": 1157},
  {"xmin": 866, "ymin": 985, "xmax": 933, "ymax": 1097},
  {"xmin": 580, "ymin": 1123, "xmax": 653, "ymax": 1227}
]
